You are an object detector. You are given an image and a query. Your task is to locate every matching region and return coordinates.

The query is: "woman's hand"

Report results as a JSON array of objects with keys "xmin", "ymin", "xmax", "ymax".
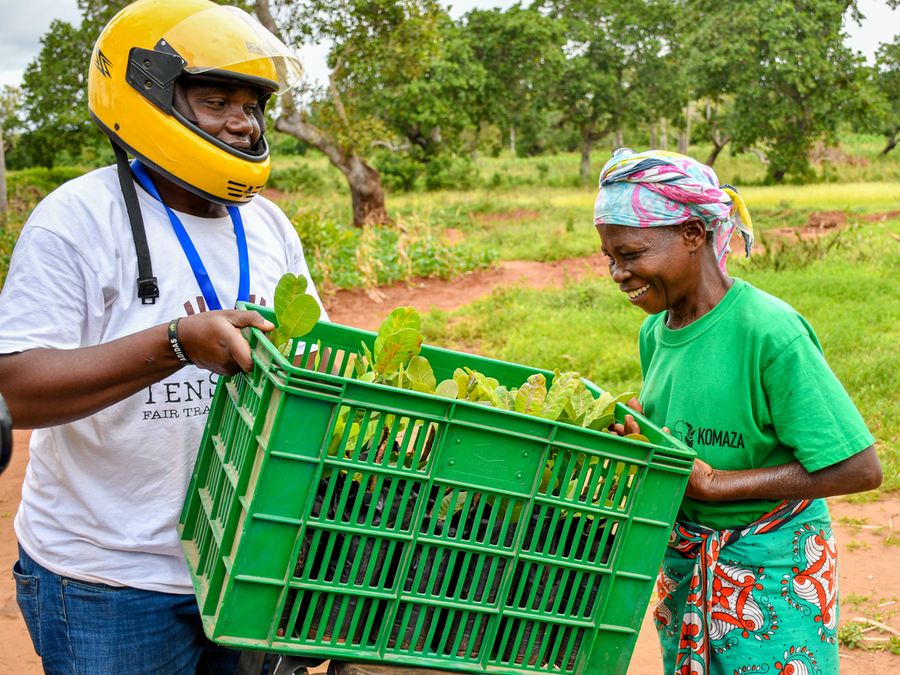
[
  {"xmin": 685, "ymin": 458, "xmax": 719, "ymax": 500},
  {"xmin": 608, "ymin": 396, "xmax": 646, "ymax": 436}
]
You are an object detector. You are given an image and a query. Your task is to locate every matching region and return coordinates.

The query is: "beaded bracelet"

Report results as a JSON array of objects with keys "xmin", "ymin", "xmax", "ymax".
[{"xmin": 167, "ymin": 318, "xmax": 191, "ymax": 364}]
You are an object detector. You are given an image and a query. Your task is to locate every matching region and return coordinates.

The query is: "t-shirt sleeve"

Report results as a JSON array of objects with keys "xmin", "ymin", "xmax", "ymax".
[
  {"xmin": 762, "ymin": 333, "xmax": 874, "ymax": 472},
  {"xmin": 0, "ymin": 225, "xmax": 103, "ymax": 354}
]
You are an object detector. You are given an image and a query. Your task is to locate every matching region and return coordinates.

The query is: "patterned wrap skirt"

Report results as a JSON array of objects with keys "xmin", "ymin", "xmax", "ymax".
[{"xmin": 654, "ymin": 499, "xmax": 839, "ymax": 675}]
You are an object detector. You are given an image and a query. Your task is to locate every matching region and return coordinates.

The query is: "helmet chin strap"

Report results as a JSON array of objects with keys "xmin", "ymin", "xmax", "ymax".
[{"xmin": 112, "ymin": 142, "xmax": 159, "ymax": 304}]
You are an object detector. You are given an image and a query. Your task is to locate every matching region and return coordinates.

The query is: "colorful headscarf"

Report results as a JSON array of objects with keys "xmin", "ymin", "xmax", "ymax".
[{"xmin": 593, "ymin": 148, "xmax": 753, "ymax": 273}]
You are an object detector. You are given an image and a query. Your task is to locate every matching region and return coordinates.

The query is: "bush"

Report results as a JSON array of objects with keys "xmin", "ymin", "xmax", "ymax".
[
  {"xmin": 0, "ymin": 222, "xmax": 24, "ymax": 286},
  {"xmin": 288, "ymin": 208, "xmax": 497, "ymax": 293},
  {"xmin": 7, "ymin": 166, "xmax": 87, "ymax": 218},
  {"xmin": 424, "ymin": 154, "xmax": 480, "ymax": 191},
  {"xmin": 267, "ymin": 165, "xmax": 326, "ymax": 194},
  {"xmin": 375, "ymin": 153, "xmax": 423, "ymax": 193}
]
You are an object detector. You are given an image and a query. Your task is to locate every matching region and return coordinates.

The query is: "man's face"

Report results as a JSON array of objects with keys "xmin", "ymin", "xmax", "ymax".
[{"xmin": 177, "ymin": 81, "xmax": 262, "ymax": 150}]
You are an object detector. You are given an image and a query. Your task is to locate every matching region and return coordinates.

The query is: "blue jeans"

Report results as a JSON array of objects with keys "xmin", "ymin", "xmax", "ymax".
[{"xmin": 13, "ymin": 545, "xmax": 242, "ymax": 674}]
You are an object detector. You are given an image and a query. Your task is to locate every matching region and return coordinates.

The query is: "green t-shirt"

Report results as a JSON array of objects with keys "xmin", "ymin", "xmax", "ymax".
[{"xmin": 638, "ymin": 278, "xmax": 874, "ymax": 530}]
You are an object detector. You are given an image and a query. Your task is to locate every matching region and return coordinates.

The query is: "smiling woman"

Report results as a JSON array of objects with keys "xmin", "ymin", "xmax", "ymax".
[{"xmin": 592, "ymin": 148, "xmax": 881, "ymax": 675}]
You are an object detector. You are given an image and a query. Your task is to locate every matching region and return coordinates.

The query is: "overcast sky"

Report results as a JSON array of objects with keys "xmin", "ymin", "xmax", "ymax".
[{"xmin": 1, "ymin": 0, "xmax": 896, "ymax": 89}]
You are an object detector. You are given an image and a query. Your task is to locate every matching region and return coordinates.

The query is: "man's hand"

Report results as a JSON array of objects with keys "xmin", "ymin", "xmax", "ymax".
[{"xmin": 178, "ymin": 310, "xmax": 274, "ymax": 375}]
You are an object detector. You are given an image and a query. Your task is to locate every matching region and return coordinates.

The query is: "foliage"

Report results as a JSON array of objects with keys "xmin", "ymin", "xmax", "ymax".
[
  {"xmin": 5, "ymin": 166, "xmax": 86, "ymax": 218},
  {"xmin": 873, "ymin": 35, "xmax": 900, "ymax": 155},
  {"xmin": 423, "ymin": 154, "xmax": 479, "ymax": 191},
  {"xmin": 267, "ymin": 164, "xmax": 327, "ymax": 194},
  {"xmin": 837, "ymin": 621, "xmax": 864, "ymax": 649},
  {"xmin": 685, "ymin": 0, "xmax": 872, "ymax": 182},
  {"xmin": 11, "ymin": 19, "xmax": 103, "ymax": 168},
  {"xmin": 374, "ymin": 151, "xmax": 423, "ymax": 192},
  {"xmin": 268, "ymin": 272, "xmax": 321, "ymax": 351},
  {"xmin": 463, "ymin": 5, "xmax": 565, "ymax": 156},
  {"xmin": 286, "ymin": 207, "xmax": 497, "ymax": 292},
  {"xmin": 542, "ymin": 0, "xmax": 687, "ymax": 178}
]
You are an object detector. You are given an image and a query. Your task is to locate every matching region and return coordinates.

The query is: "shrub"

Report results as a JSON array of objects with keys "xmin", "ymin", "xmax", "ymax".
[
  {"xmin": 7, "ymin": 166, "xmax": 87, "ymax": 217},
  {"xmin": 288, "ymin": 208, "xmax": 497, "ymax": 293},
  {"xmin": 424, "ymin": 154, "xmax": 480, "ymax": 191},
  {"xmin": 267, "ymin": 165, "xmax": 326, "ymax": 195},
  {"xmin": 375, "ymin": 153, "xmax": 423, "ymax": 193}
]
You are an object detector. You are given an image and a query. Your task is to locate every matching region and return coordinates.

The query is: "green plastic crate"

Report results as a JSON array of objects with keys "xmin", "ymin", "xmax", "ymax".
[{"xmin": 178, "ymin": 303, "xmax": 695, "ymax": 674}]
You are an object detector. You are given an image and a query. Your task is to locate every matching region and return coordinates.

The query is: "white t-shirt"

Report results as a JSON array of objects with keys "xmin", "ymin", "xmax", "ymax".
[{"xmin": 0, "ymin": 166, "xmax": 327, "ymax": 593}]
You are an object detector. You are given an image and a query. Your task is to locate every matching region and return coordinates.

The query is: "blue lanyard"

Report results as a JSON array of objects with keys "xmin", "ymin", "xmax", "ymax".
[{"xmin": 130, "ymin": 161, "xmax": 249, "ymax": 310}]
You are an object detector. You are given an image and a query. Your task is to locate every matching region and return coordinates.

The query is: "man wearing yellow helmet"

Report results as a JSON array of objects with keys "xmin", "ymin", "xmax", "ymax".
[{"xmin": 0, "ymin": 1, "xmax": 323, "ymax": 672}]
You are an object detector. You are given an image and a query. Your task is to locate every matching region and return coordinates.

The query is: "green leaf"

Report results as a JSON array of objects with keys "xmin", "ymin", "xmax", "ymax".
[
  {"xmin": 453, "ymin": 368, "xmax": 470, "ymax": 399},
  {"xmin": 489, "ymin": 385, "xmax": 516, "ymax": 410},
  {"xmin": 405, "ymin": 355, "xmax": 436, "ymax": 392},
  {"xmin": 436, "ymin": 379, "xmax": 459, "ymax": 399},
  {"xmin": 604, "ymin": 392, "xmax": 637, "ymax": 415},
  {"xmin": 269, "ymin": 273, "xmax": 320, "ymax": 350},
  {"xmin": 374, "ymin": 327, "xmax": 422, "ymax": 377},
  {"xmin": 542, "ymin": 370, "xmax": 582, "ymax": 421},
  {"xmin": 438, "ymin": 490, "xmax": 468, "ymax": 520},
  {"xmin": 624, "ymin": 433, "xmax": 650, "ymax": 444},
  {"xmin": 374, "ymin": 307, "xmax": 420, "ymax": 361},
  {"xmin": 514, "ymin": 373, "xmax": 547, "ymax": 415}
]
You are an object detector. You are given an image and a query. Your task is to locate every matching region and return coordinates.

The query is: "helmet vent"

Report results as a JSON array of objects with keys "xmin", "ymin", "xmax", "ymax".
[{"xmin": 226, "ymin": 180, "xmax": 264, "ymax": 200}]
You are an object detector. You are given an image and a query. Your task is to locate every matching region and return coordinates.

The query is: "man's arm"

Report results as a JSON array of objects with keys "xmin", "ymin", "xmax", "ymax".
[{"xmin": 0, "ymin": 309, "xmax": 272, "ymax": 429}]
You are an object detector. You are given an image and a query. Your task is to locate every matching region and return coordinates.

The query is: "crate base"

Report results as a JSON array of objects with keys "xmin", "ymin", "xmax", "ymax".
[{"xmin": 334, "ymin": 663, "xmax": 459, "ymax": 675}]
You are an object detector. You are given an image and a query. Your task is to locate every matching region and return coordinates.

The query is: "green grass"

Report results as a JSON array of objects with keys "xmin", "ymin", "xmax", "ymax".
[{"xmin": 422, "ymin": 217, "xmax": 900, "ymax": 496}]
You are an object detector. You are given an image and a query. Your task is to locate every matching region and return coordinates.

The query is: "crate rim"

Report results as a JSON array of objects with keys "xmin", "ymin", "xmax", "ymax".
[{"xmin": 237, "ymin": 301, "xmax": 695, "ymax": 464}]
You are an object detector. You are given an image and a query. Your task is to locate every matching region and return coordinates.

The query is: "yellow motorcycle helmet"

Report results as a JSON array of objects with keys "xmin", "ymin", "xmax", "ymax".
[{"xmin": 88, "ymin": 0, "xmax": 303, "ymax": 205}]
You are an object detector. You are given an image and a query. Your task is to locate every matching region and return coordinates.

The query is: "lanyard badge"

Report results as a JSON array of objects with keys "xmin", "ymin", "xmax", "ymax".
[{"xmin": 131, "ymin": 161, "xmax": 250, "ymax": 311}]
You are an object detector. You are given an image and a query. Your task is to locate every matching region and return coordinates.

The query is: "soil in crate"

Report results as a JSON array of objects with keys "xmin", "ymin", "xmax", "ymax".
[
  {"xmin": 276, "ymin": 480, "xmax": 616, "ymax": 669},
  {"xmin": 279, "ymin": 469, "xmax": 416, "ymax": 643}
]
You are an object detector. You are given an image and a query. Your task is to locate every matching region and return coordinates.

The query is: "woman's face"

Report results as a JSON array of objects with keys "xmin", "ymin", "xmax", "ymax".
[
  {"xmin": 177, "ymin": 82, "xmax": 262, "ymax": 150},
  {"xmin": 597, "ymin": 222, "xmax": 697, "ymax": 315}
]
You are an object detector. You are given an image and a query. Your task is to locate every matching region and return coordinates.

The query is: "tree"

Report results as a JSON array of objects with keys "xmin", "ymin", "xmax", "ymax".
[
  {"xmin": 260, "ymin": 0, "xmax": 462, "ymax": 225},
  {"xmin": 16, "ymin": 20, "xmax": 99, "ymax": 168},
  {"xmin": 0, "ymin": 124, "xmax": 6, "ymax": 228},
  {"xmin": 685, "ymin": 0, "xmax": 870, "ymax": 182},
  {"xmin": 542, "ymin": 0, "xmax": 684, "ymax": 182},
  {"xmin": 0, "ymin": 86, "xmax": 21, "ymax": 227},
  {"xmin": 464, "ymin": 5, "xmax": 565, "ymax": 156},
  {"xmin": 874, "ymin": 36, "xmax": 900, "ymax": 155}
]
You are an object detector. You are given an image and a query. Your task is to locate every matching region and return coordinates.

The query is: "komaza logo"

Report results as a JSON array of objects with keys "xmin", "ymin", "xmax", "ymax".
[{"xmin": 672, "ymin": 420, "xmax": 745, "ymax": 449}]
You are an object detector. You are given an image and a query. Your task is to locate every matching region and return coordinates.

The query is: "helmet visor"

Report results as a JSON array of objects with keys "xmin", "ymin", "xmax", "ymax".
[{"xmin": 162, "ymin": 6, "xmax": 303, "ymax": 94}]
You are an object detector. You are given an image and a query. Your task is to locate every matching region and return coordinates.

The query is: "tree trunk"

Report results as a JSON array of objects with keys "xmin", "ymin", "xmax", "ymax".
[
  {"xmin": 614, "ymin": 129, "xmax": 624, "ymax": 147},
  {"xmin": 579, "ymin": 128, "xmax": 594, "ymax": 184},
  {"xmin": 649, "ymin": 124, "xmax": 657, "ymax": 149},
  {"xmin": 705, "ymin": 129, "xmax": 730, "ymax": 167},
  {"xmin": 659, "ymin": 118, "xmax": 668, "ymax": 151},
  {"xmin": 705, "ymin": 141, "xmax": 726, "ymax": 167},
  {"xmin": 881, "ymin": 127, "xmax": 898, "ymax": 156},
  {"xmin": 277, "ymin": 112, "xmax": 389, "ymax": 227},
  {"xmin": 0, "ymin": 123, "xmax": 6, "ymax": 230},
  {"xmin": 256, "ymin": 0, "xmax": 389, "ymax": 227},
  {"xmin": 678, "ymin": 103, "xmax": 691, "ymax": 154},
  {"xmin": 347, "ymin": 158, "xmax": 389, "ymax": 227},
  {"xmin": 509, "ymin": 126, "xmax": 516, "ymax": 156}
]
